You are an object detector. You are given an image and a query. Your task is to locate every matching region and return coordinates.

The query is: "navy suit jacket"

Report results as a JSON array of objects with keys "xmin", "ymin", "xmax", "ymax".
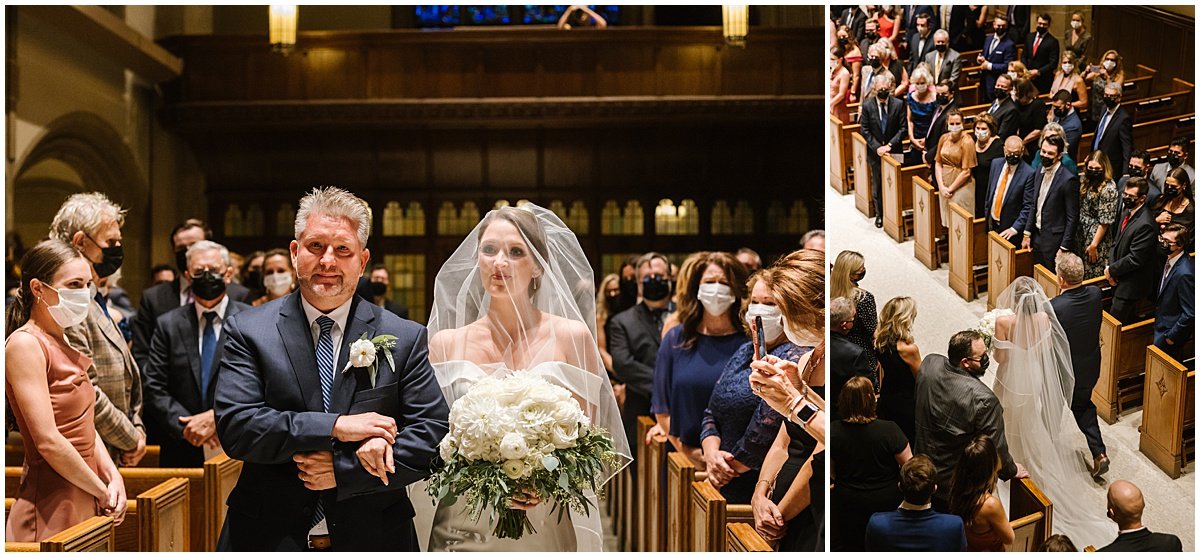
[
  {"xmin": 1093, "ymin": 107, "xmax": 1134, "ymax": 176},
  {"xmin": 980, "ymin": 34, "xmax": 1017, "ymax": 92},
  {"xmin": 985, "ymin": 158, "xmax": 1037, "ymax": 233},
  {"xmin": 1052, "ymin": 110, "xmax": 1083, "ymax": 160},
  {"xmin": 1108, "ymin": 206, "xmax": 1159, "ymax": 301},
  {"xmin": 864, "ymin": 507, "xmax": 967, "ymax": 551},
  {"xmin": 214, "ymin": 292, "xmax": 450, "ymax": 551},
  {"xmin": 1156, "ymin": 255, "xmax": 1195, "ymax": 346},
  {"xmin": 143, "ymin": 299, "xmax": 249, "ymax": 467},
  {"xmin": 1050, "ymin": 286, "xmax": 1104, "ymax": 401},
  {"xmin": 861, "ymin": 96, "xmax": 908, "ymax": 160},
  {"xmin": 133, "ymin": 278, "xmax": 252, "ymax": 372},
  {"xmin": 1025, "ymin": 163, "xmax": 1081, "ymax": 253}
]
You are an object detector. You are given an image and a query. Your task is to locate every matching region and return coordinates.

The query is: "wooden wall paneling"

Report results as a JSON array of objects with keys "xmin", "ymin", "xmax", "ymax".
[
  {"xmin": 305, "ymin": 47, "xmax": 368, "ymax": 99},
  {"xmin": 244, "ymin": 50, "xmax": 306, "ymax": 100},
  {"xmin": 706, "ymin": 129, "xmax": 766, "ymax": 191},
  {"xmin": 720, "ymin": 43, "xmax": 780, "ymax": 95},
  {"xmin": 596, "ymin": 44, "xmax": 656, "ymax": 96},
  {"xmin": 183, "ymin": 48, "xmax": 248, "ymax": 101},
  {"xmin": 430, "ymin": 130, "xmax": 484, "ymax": 188},
  {"xmin": 265, "ymin": 133, "xmax": 377, "ymax": 190},
  {"xmin": 424, "ymin": 46, "xmax": 483, "ymax": 98},
  {"xmin": 1092, "ymin": 7, "xmax": 1194, "ymax": 84},
  {"xmin": 595, "ymin": 127, "xmax": 656, "ymax": 190},
  {"xmin": 482, "ymin": 46, "xmax": 540, "ymax": 97},
  {"xmin": 543, "ymin": 128, "xmax": 596, "ymax": 190},
  {"xmin": 367, "ymin": 45, "xmax": 427, "ymax": 98},
  {"xmin": 657, "ymin": 45, "xmax": 720, "ymax": 95},
  {"xmin": 485, "ymin": 128, "xmax": 540, "ymax": 190},
  {"xmin": 540, "ymin": 45, "xmax": 597, "ymax": 97},
  {"xmin": 375, "ymin": 129, "xmax": 430, "ymax": 188},
  {"xmin": 779, "ymin": 41, "xmax": 819, "ymax": 95},
  {"xmin": 652, "ymin": 126, "xmax": 710, "ymax": 188}
]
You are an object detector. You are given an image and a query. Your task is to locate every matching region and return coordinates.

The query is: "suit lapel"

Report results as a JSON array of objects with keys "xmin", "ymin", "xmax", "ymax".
[
  {"xmin": 636, "ymin": 304, "xmax": 661, "ymax": 349},
  {"xmin": 93, "ymin": 302, "xmax": 126, "ymax": 352},
  {"xmin": 278, "ymin": 293, "xmax": 324, "ymax": 412},
  {"xmin": 332, "ymin": 298, "xmax": 378, "ymax": 412},
  {"xmin": 181, "ymin": 307, "xmax": 203, "ymax": 395}
]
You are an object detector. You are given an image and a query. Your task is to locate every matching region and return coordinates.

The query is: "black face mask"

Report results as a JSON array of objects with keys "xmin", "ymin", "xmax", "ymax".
[
  {"xmin": 190, "ymin": 271, "xmax": 227, "ymax": 301},
  {"xmin": 877, "ymin": 89, "xmax": 890, "ymax": 100},
  {"xmin": 934, "ymin": 43, "xmax": 948, "ymax": 53},
  {"xmin": 994, "ymin": 26, "xmax": 1007, "ymax": 36},
  {"xmin": 1053, "ymin": 106, "xmax": 1068, "ymax": 117},
  {"xmin": 868, "ymin": 57, "xmax": 881, "ymax": 69},
  {"xmin": 245, "ymin": 269, "xmax": 263, "ymax": 291},
  {"xmin": 994, "ymin": 88, "xmax": 1008, "ymax": 101},
  {"xmin": 1121, "ymin": 195, "xmax": 1140, "ymax": 207},
  {"xmin": 1167, "ymin": 153, "xmax": 1183, "ymax": 168},
  {"xmin": 1005, "ymin": 154, "xmax": 1022, "ymax": 166},
  {"xmin": 936, "ymin": 94, "xmax": 951, "ymax": 106},
  {"xmin": 86, "ymin": 235, "xmax": 124, "ymax": 279},
  {"xmin": 618, "ymin": 277, "xmax": 639, "ymax": 307},
  {"xmin": 1103, "ymin": 96, "xmax": 1119, "ymax": 109},
  {"xmin": 865, "ymin": 32, "xmax": 879, "ymax": 43},
  {"xmin": 1128, "ymin": 166, "xmax": 1145, "ymax": 178},
  {"xmin": 369, "ymin": 281, "xmax": 388, "ymax": 297},
  {"xmin": 1158, "ymin": 242, "xmax": 1175, "ymax": 256},
  {"xmin": 1086, "ymin": 169, "xmax": 1104, "ymax": 182},
  {"xmin": 1164, "ymin": 186, "xmax": 1180, "ymax": 198},
  {"xmin": 1036, "ymin": 26, "xmax": 1049, "ymax": 35},
  {"xmin": 978, "ymin": 353, "xmax": 990, "ymax": 371},
  {"xmin": 175, "ymin": 248, "xmax": 189, "ymax": 277},
  {"xmin": 642, "ymin": 275, "xmax": 671, "ymax": 302},
  {"xmin": 837, "ymin": 36, "xmax": 849, "ymax": 46}
]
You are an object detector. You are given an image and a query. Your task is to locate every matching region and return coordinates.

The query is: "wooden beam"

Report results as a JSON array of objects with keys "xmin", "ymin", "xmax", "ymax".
[{"xmin": 21, "ymin": 5, "xmax": 182, "ymax": 82}]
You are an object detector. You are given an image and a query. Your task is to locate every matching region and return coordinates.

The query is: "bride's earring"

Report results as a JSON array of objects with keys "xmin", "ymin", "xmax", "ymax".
[{"xmin": 531, "ymin": 276, "xmax": 541, "ymax": 292}]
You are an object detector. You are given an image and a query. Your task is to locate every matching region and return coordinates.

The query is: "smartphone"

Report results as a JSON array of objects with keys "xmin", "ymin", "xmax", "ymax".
[{"xmin": 754, "ymin": 316, "xmax": 766, "ymax": 360}]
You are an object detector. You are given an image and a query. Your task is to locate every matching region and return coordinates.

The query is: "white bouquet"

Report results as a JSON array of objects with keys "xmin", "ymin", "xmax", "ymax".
[
  {"xmin": 973, "ymin": 308, "xmax": 1014, "ymax": 351},
  {"xmin": 427, "ymin": 371, "xmax": 618, "ymax": 539}
]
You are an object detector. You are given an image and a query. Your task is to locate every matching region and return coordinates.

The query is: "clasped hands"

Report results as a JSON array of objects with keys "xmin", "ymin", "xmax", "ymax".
[
  {"xmin": 295, "ymin": 412, "xmax": 398, "ymax": 490},
  {"xmin": 180, "ymin": 409, "xmax": 220, "ymax": 450}
]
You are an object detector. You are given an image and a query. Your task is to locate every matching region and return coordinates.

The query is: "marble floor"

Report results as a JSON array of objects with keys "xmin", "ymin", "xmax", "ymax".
[{"xmin": 827, "ymin": 186, "xmax": 1195, "ymax": 550}]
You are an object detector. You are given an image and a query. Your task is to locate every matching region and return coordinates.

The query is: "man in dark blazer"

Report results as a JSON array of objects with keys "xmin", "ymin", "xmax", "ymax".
[
  {"xmin": 860, "ymin": 74, "xmax": 908, "ymax": 228},
  {"xmin": 914, "ymin": 330, "xmax": 1026, "ymax": 511},
  {"xmin": 922, "ymin": 79, "xmax": 960, "ymax": 167},
  {"xmin": 1049, "ymin": 90, "xmax": 1084, "ymax": 160},
  {"xmin": 922, "ymin": 30, "xmax": 961, "ymax": 86},
  {"xmin": 1091, "ymin": 82, "xmax": 1134, "ymax": 176},
  {"xmin": 977, "ymin": 16, "xmax": 1017, "ymax": 94},
  {"xmin": 1049, "ymin": 252, "xmax": 1108, "ymax": 478},
  {"xmin": 1005, "ymin": 5, "xmax": 1031, "ymax": 46},
  {"xmin": 359, "ymin": 265, "xmax": 409, "ymax": 319},
  {"xmin": 1099, "ymin": 480, "xmax": 1184, "ymax": 552},
  {"xmin": 1105, "ymin": 177, "xmax": 1158, "ymax": 323},
  {"xmin": 839, "ymin": 5, "xmax": 868, "ymax": 43},
  {"xmin": 985, "ymin": 136, "xmax": 1037, "ymax": 239},
  {"xmin": 1020, "ymin": 13, "xmax": 1059, "ymax": 93},
  {"xmin": 907, "ymin": 12, "xmax": 937, "ymax": 75},
  {"xmin": 829, "ymin": 297, "xmax": 875, "ymax": 419},
  {"xmin": 985, "ymin": 74, "xmax": 1019, "ymax": 140},
  {"xmin": 864, "ymin": 455, "xmax": 967, "ymax": 551},
  {"xmin": 900, "ymin": 5, "xmax": 936, "ymax": 57},
  {"xmin": 1022, "ymin": 135, "xmax": 1079, "ymax": 272},
  {"xmin": 143, "ymin": 241, "xmax": 251, "ymax": 467},
  {"xmin": 214, "ymin": 188, "xmax": 449, "ymax": 551},
  {"xmin": 1153, "ymin": 224, "xmax": 1194, "ymax": 361}
]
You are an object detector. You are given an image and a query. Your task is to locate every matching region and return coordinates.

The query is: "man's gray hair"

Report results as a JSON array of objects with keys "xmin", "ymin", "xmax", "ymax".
[
  {"xmin": 186, "ymin": 240, "xmax": 231, "ymax": 269},
  {"xmin": 1104, "ymin": 81, "xmax": 1123, "ymax": 95},
  {"xmin": 1055, "ymin": 252, "xmax": 1085, "ymax": 284},
  {"xmin": 294, "ymin": 186, "xmax": 372, "ymax": 247},
  {"xmin": 875, "ymin": 71, "xmax": 896, "ymax": 91},
  {"xmin": 830, "ymin": 296, "xmax": 855, "ymax": 323},
  {"xmin": 49, "ymin": 192, "xmax": 126, "ymax": 242},
  {"xmin": 933, "ymin": 29, "xmax": 949, "ymax": 41}
]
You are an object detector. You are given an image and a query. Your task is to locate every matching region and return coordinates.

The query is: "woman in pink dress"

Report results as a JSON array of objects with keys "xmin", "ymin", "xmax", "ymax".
[
  {"xmin": 5, "ymin": 239, "xmax": 127, "ymax": 542},
  {"xmin": 830, "ymin": 46, "xmax": 852, "ymax": 124}
]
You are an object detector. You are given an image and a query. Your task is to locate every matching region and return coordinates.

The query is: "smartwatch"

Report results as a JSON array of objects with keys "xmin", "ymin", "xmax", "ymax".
[{"xmin": 792, "ymin": 401, "xmax": 820, "ymax": 425}]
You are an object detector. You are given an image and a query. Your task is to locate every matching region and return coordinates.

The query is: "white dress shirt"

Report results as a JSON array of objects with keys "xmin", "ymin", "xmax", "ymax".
[
  {"xmin": 193, "ymin": 295, "xmax": 231, "ymax": 350},
  {"xmin": 1161, "ymin": 251, "xmax": 1184, "ymax": 294},
  {"xmin": 1035, "ymin": 161, "xmax": 1060, "ymax": 230}
]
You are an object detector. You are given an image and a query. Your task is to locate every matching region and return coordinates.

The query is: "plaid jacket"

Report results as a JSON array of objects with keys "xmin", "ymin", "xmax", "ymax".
[{"xmin": 65, "ymin": 296, "xmax": 144, "ymax": 457}]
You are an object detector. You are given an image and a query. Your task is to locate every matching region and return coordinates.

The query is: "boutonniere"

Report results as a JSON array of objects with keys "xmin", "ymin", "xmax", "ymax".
[{"xmin": 342, "ymin": 333, "xmax": 398, "ymax": 388}]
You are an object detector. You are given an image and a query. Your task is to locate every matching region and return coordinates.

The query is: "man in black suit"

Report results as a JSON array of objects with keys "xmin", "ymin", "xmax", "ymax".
[
  {"xmin": 839, "ymin": 5, "xmax": 868, "ymax": 43},
  {"xmin": 1022, "ymin": 135, "xmax": 1079, "ymax": 272},
  {"xmin": 1099, "ymin": 480, "xmax": 1184, "ymax": 552},
  {"xmin": 362, "ymin": 264, "xmax": 409, "ymax": 319},
  {"xmin": 1091, "ymin": 82, "xmax": 1134, "ymax": 176},
  {"xmin": 900, "ymin": 5, "xmax": 935, "ymax": 57},
  {"xmin": 829, "ymin": 297, "xmax": 875, "ymax": 419},
  {"xmin": 1048, "ymin": 252, "xmax": 1108, "ymax": 478},
  {"xmin": 1005, "ymin": 5, "xmax": 1030, "ymax": 46},
  {"xmin": 1105, "ymin": 177, "xmax": 1159, "ymax": 323},
  {"xmin": 860, "ymin": 73, "xmax": 908, "ymax": 228},
  {"xmin": 607, "ymin": 251, "xmax": 673, "ymax": 468},
  {"xmin": 214, "ymin": 187, "xmax": 449, "ymax": 551},
  {"xmin": 985, "ymin": 73, "xmax": 1019, "ymax": 140},
  {"xmin": 143, "ymin": 240, "xmax": 251, "ymax": 467},
  {"xmin": 907, "ymin": 13, "xmax": 937, "ymax": 75},
  {"xmin": 922, "ymin": 79, "xmax": 960, "ymax": 167},
  {"xmin": 1020, "ymin": 13, "xmax": 1059, "ymax": 93},
  {"xmin": 1153, "ymin": 224, "xmax": 1194, "ymax": 361},
  {"xmin": 1114, "ymin": 150, "xmax": 1154, "ymax": 222},
  {"xmin": 985, "ymin": 136, "xmax": 1037, "ymax": 239}
]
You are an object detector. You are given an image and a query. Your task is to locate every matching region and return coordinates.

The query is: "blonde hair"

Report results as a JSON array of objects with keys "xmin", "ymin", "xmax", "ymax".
[
  {"xmin": 830, "ymin": 250, "xmax": 865, "ymax": 302},
  {"xmin": 596, "ymin": 273, "xmax": 620, "ymax": 324},
  {"xmin": 49, "ymin": 192, "xmax": 126, "ymax": 242},
  {"xmin": 295, "ymin": 186, "xmax": 372, "ymax": 247},
  {"xmin": 874, "ymin": 296, "xmax": 917, "ymax": 351},
  {"xmin": 766, "ymin": 249, "xmax": 825, "ymax": 340}
]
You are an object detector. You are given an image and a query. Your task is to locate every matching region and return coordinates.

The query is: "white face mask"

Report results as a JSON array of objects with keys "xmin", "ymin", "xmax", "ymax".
[
  {"xmin": 745, "ymin": 304, "xmax": 785, "ymax": 343},
  {"xmin": 263, "ymin": 272, "xmax": 294, "ymax": 296},
  {"xmin": 1070, "ymin": 20, "xmax": 1081, "ymax": 30},
  {"xmin": 43, "ymin": 284, "xmax": 91, "ymax": 329},
  {"xmin": 783, "ymin": 318, "xmax": 822, "ymax": 347},
  {"xmin": 697, "ymin": 283, "xmax": 736, "ymax": 316},
  {"xmin": 1102, "ymin": 60, "xmax": 1116, "ymax": 71},
  {"xmin": 948, "ymin": 123, "xmax": 964, "ymax": 133},
  {"xmin": 1061, "ymin": 63, "xmax": 1073, "ymax": 74},
  {"xmin": 975, "ymin": 128, "xmax": 990, "ymax": 140},
  {"xmin": 1007, "ymin": 71, "xmax": 1018, "ymax": 80},
  {"xmin": 915, "ymin": 83, "xmax": 928, "ymax": 94}
]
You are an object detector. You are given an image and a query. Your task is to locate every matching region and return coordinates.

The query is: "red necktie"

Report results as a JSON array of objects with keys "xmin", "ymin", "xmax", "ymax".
[
  {"xmin": 1033, "ymin": 34, "xmax": 1041, "ymax": 57},
  {"xmin": 1120, "ymin": 211, "xmax": 1131, "ymax": 233}
]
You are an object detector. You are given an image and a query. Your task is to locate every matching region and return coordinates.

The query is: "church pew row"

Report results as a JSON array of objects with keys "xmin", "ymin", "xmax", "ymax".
[
  {"xmin": 6, "ymin": 443, "xmax": 161, "ymax": 468},
  {"xmin": 691, "ymin": 480, "xmax": 755, "ymax": 552},
  {"xmin": 1009, "ymin": 477, "xmax": 1052, "ymax": 552},
  {"xmin": 4, "ymin": 516, "xmax": 114, "ymax": 552},
  {"xmin": 987, "ymin": 231, "xmax": 1034, "ymax": 310},
  {"xmin": 1078, "ymin": 111, "xmax": 1195, "ymax": 164},
  {"xmin": 7, "ymin": 497, "xmax": 141, "ymax": 552},
  {"xmin": 665, "ymin": 451, "xmax": 706, "ymax": 552},
  {"xmin": 1094, "ymin": 312, "xmax": 1156, "ymax": 424},
  {"xmin": 831, "ymin": 114, "xmax": 855, "ymax": 195},
  {"xmin": 619, "ymin": 464, "xmax": 633, "ymax": 551},
  {"xmin": 1139, "ymin": 345, "xmax": 1196, "ymax": 479},
  {"xmin": 635, "ymin": 416, "xmax": 666, "ymax": 552},
  {"xmin": 913, "ymin": 175, "xmax": 947, "ymax": 269},
  {"xmin": 882, "ymin": 154, "xmax": 924, "ymax": 242},
  {"xmin": 727, "ymin": 522, "xmax": 773, "ymax": 551},
  {"xmin": 948, "ymin": 201, "xmax": 988, "ymax": 301},
  {"xmin": 852, "ymin": 132, "xmax": 875, "ymax": 218}
]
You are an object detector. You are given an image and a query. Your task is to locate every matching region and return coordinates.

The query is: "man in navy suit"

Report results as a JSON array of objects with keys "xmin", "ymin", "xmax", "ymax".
[
  {"xmin": 984, "ymin": 74, "xmax": 1019, "ymax": 140},
  {"xmin": 1092, "ymin": 82, "xmax": 1134, "ymax": 176},
  {"xmin": 1153, "ymin": 224, "xmax": 1194, "ymax": 361},
  {"xmin": 215, "ymin": 187, "xmax": 450, "ymax": 551},
  {"xmin": 985, "ymin": 136, "xmax": 1036, "ymax": 240},
  {"xmin": 1020, "ymin": 13, "xmax": 1059, "ymax": 93},
  {"xmin": 864, "ymin": 454, "xmax": 967, "ymax": 551},
  {"xmin": 1049, "ymin": 252, "xmax": 1109, "ymax": 478},
  {"xmin": 144, "ymin": 240, "xmax": 251, "ymax": 468},
  {"xmin": 1105, "ymin": 177, "xmax": 1159, "ymax": 323},
  {"xmin": 1099, "ymin": 480, "xmax": 1184, "ymax": 552},
  {"xmin": 1022, "ymin": 135, "xmax": 1079, "ymax": 272},
  {"xmin": 977, "ymin": 15, "xmax": 1016, "ymax": 94},
  {"xmin": 1049, "ymin": 90, "xmax": 1083, "ymax": 160},
  {"xmin": 860, "ymin": 74, "xmax": 908, "ymax": 228}
]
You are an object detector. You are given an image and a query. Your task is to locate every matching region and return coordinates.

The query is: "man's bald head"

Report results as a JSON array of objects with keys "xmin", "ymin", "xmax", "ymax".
[
  {"xmin": 1107, "ymin": 480, "xmax": 1145, "ymax": 528},
  {"xmin": 1004, "ymin": 136, "xmax": 1024, "ymax": 153}
]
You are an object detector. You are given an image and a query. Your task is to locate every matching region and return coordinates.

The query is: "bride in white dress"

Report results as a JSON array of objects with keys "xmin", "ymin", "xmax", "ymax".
[
  {"xmin": 991, "ymin": 277, "xmax": 1115, "ymax": 548},
  {"xmin": 413, "ymin": 203, "xmax": 631, "ymax": 551}
]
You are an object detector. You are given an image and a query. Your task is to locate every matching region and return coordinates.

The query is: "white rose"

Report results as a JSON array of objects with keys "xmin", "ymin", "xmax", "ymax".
[
  {"xmin": 439, "ymin": 436, "xmax": 456, "ymax": 461},
  {"xmin": 499, "ymin": 432, "xmax": 529, "ymax": 461},
  {"xmin": 502, "ymin": 459, "xmax": 529, "ymax": 479},
  {"xmin": 348, "ymin": 338, "xmax": 377, "ymax": 368},
  {"xmin": 550, "ymin": 424, "xmax": 579, "ymax": 449},
  {"xmin": 552, "ymin": 401, "xmax": 584, "ymax": 428}
]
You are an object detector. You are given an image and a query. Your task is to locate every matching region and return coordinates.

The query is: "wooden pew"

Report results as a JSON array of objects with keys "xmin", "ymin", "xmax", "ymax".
[
  {"xmin": 831, "ymin": 114, "xmax": 854, "ymax": 195},
  {"xmin": 987, "ymin": 232, "xmax": 1033, "ymax": 310},
  {"xmin": 6, "ymin": 443, "xmax": 161, "ymax": 468},
  {"xmin": 1009, "ymin": 477, "xmax": 1052, "ymax": 552},
  {"xmin": 139, "ymin": 477, "xmax": 191, "ymax": 551},
  {"xmin": 621, "ymin": 466, "xmax": 634, "ymax": 551},
  {"xmin": 1129, "ymin": 79, "xmax": 1194, "ymax": 122},
  {"xmin": 665, "ymin": 451, "xmax": 706, "ymax": 552},
  {"xmin": 1139, "ymin": 345, "xmax": 1196, "ymax": 479},
  {"xmin": 947, "ymin": 201, "xmax": 988, "ymax": 301},
  {"xmin": 1079, "ymin": 112, "xmax": 1196, "ymax": 163},
  {"xmin": 913, "ymin": 175, "xmax": 946, "ymax": 269},
  {"xmin": 1094, "ymin": 312, "xmax": 1156, "ymax": 424},
  {"xmin": 691, "ymin": 480, "xmax": 754, "ymax": 552},
  {"xmin": 881, "ymin": 154, "xmax": 923, "ymax": 242},
  {"xmin": 727, "ymin": 522, "xmax": 774, "ymax": 552},
  {"xmin": 203, "ymin": 453, "xmax": 241, "ymax": 552},
  {"xmin": 636, "ymin": 416, "xmax": 666, "ymax": 552},
  {"xmin": 3, "ymin": 516, "xmax": 116, "ymax": 552},
  {"xmin": 852, "ymin": 132, "xmax": 875, "ymax": 218},
  {"xmin": 1119, "ymin": 64, "xmax": 1158, "ymax": 102},
  {"xmin": 5, "ymin": 498, "xmax": 136, "ymax": 551}
]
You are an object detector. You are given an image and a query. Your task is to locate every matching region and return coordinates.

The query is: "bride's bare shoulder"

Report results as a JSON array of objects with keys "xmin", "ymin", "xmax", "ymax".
[
  {"xmin": 545, "ymin": 313, "xmax": 594, "ymax": 341},
  {"xmin": 430, "ymin": 322, "xmax": 487, "ymax": 352}
]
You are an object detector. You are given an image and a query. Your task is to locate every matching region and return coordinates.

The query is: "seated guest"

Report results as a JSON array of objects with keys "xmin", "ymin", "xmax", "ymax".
[
  {"xmin": 831, "ymin": 376, "xmax": 911, "ymax": 551},
  {"xmin": 1150, "ymin": 167, "xmax": 1194, "ymax": 234},
  {"xmin": 1099, "ymin": 480, "xmax": 1184, "ymax": 551},
  {"xmin": 1149, "ymin": 138, "xmax": 1195, "ymax": 197},
  {"xmin": 252, "ymin": 248, "xmax": 295, "ymax": 306},
  {"xmin": 5, "ymin": 239, "xmax": 128, "ymax": 540},
  {"xmin": 1105, "ymin": 177, "xmax": 1159, "ymax": 323},
  {"xmin": 831, "ymin": 250, "xmax": 879, "ymax": 372},
  {"xmin": 864, "ymin": 454, "xmax": 967, "ymax": 551},
  {"xmin": 1038, "ymin": 534, "xmax": 1078, "ymax": 552},
  {"xmin": 143, "ymin": 241, "xmax": 251, "ymax": 467},
  {"xmin": 985, "ymin": 136, "xmax": 1036, "ymax": 240},
  {"xmin": 948, "ymin": 434, "xmax": 1015, "ymax": 551},
  {"xmin": 830, "ymin": 297, "xmax": 875, "ymax": 418},
  {"xmin": 1154, "ymin": 224, "xmax": 1194, "ymax": 361},
  {"xmin": 874, "ymin": 296, "xmax": 922, "ymax": 443}
]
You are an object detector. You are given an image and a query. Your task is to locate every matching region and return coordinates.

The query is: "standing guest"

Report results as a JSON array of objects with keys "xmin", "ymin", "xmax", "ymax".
[
  {"xmin": 1105, "ymin": 177, "xmax": 1159, "ymax": 323},
  {"xmin": 870, "ymin": 7, "xmax": 897, "ymax": 50},
  {"xmin": 898, "ymin": 5, "xmax": 936, "ymax": 59},
  {"xmin": 948, "ymin": 435, "xmax": 1015, "ymax": 551},
  {"xmin": 862, "ymin": 17, "xmax": 884, "ymax": 53},
  {"xmin": 876, "ymin": 39, "xmax": 910, "ymax": 98},
  {"xmin": 1022, "ymin": 134, "xmax": 1079, "ymax": 272},
  {"xmin": 864, "ymin": 455, "xmax": 967, "ymax": 551},
  {"xmin": 143, "ymin": 241, "xmax": 250, "ymax": 467},
  {"xmin": 1050, "ymin": 252, "xmax": 1109, "ymax": 476},
  {"xmin": 1039, "ymin": 534, "xmax": 1079, "ymax": 552},
  {"xmin": 1149, "ymin": 139, "xmax": 1195, "ymax": 197},
  {"xmin": 5, "ymin": 239, "xmax": 128, "ymax": 541},
  {"xmin": 1020, "ymin": 13, "xmax": 1059, "ymax": 93},
  {"xmin": 661, "ymin": 252, "xmax": 702, "ymax": 337},
  {"xmin": 924, "ymin": 79, "xmax": 960, "ymax": 168},
  {"xmin": 1084, "ymin": 50, "xmax": 1125, "ymax": 126},
  {"xmin": 700, "ymin": 271, "xmax": 808, "ymax": 503},
  {"xmin": 874, "ymin": 296, "xmax": 921, "ymax": 443},
  {"xmin": 649, "ymin": 252, "xmax": 748, "ymax": 465},
  {"xmin": 1091, "ymin": 82, "xmax": 1133, "ymax": 176},
  {"xmin": 1153, "ymin": 224, "xmax": 1194, "ymax": 361},
  {"xmin": 556, "ymin": 5, "xmax": 607, "ymax": 29},
  {"xmin": 364, "ymin": 263, "xmax": 409, "ymax": 319},
  {"xmin": 934, "ymin": 109, "xmax": 977, "ymax": 227},
  {"xmin": 1115, "ymin": 150, "xmax": 1154, "ymax": 222},
  {"xmin": 923, "ymin": 30, "xmax": 961, "ymax": 86},
  {"xmin": 595, "ymin": 273, "xmax": 621, "ymax": 376},
  {"xmin": 971, "ymin": 113, "xmax": 1006, "ymax": 218},
  {"xmin": 51, "ymin": 193, "xmax": 145, "ymax": 465},
  {"xmin": 914, "ymin": 330, "xmax": 1026, "ymax": 511},
  {"xmin": 615, "ymin": 257, "xmax": 639, "ymax": 315},
  {"xmin": 800, "ymin": 229, "xmax": 826, "ymax": 251},
  {"xmin": 831, "ymin": 375, "xmax": 911, "ymax": 552},
  {"xmin": 1076, "ymin": 151, "xmax": 1120, "ymax": 279},
  {"xmin": 977, "ymin": 15, "xmax": 1017, "ymax": 95},
  {"xmin": 836, "ymin": 25, "xmax": 864, "ymax": 104},
  {"xmin": 240, "ymin": 251, "xmax": 266, "ymax": 304},
  {"xmin": 861, "ymin": 74, "xmax": 907, "ymax": 228},
  {"xmin": 1098, "ymin": 481, "xmax": 1184, "ymax": 551},
  {"xmin": 907, "ymin": 13, "xmax": 937, "ymax": 76},
  {"xmin": 150, "ymin": 263, "xmax": 176, "ymax": 286},
  {"xmin": 951, "ymin": 5, "xmax": 988, "ymax": 53},
  {"xmin": 839, "ymin": 6, "xmax": 869, "ymax": 44},
  {"xmin": 858, "ymin": 44, "xmax": 885, "ymax": 109},
  {"xmin": 254, "ymin": 248, "xmax": 296, "ymax": 306},
  {"xmin": 905, "ymin": 65, "xmax": 938, "ymax": 167},
  {"xmin": 1049, "ymin": 52, "xmax": 1089, "ymax": 116},
  {"xmin": 831, "ymin": 250, "xmax": 879, "ymax": 373},
  {"xmin": 985, "ymin": 136, "xmax": 1037, "ymax": 239},
  {"xmin": 1006, "ymin": 60, "xmax": 1031, "ymax": 83},
  {"xmin": 1048, "ymin": 89, "xmax": 1084, "ymax": 160},
  {"xmin": 1012, "ymin": 77, "xmax": 1048, "ymax": 156},
  {"xmin": 1031, "ymin": 122, "xmax": 1078, "ymax": 175},
  {"xmin": 1064, "ymin": 11, "xmax": 1092, "ymax": 65},
  {"xmin": 830, "ymin": 47, "xmax": 853, "ymax": 124},
  {"xmin": 1004, "ymin": 5, "xmax": 1031, "ymax": 46},
  {"xmin": 736, "ymin": 247, "xmax": 763, "ymax": 273},
  {"xmin": 1151, "ymin": 168, "xmax": 1195, "ymax": 234},
  {"xmin": 829, "ymin": 297, "xmax": 876, "ymax": 418},
  {"xmin": 985, "ymin": 73, "xmax": 1019, "ymax": 141}
]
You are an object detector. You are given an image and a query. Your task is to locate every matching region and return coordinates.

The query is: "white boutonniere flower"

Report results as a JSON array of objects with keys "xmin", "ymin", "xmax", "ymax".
[{"xmin": 342, "ymin": 333, "xmax": 398, "ymax": 388}]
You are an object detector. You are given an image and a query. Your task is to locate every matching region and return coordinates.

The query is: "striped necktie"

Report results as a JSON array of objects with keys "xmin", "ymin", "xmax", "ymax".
[{"xmin": 311, "ymin": 316, "xmax": 336, "ymax": 528}]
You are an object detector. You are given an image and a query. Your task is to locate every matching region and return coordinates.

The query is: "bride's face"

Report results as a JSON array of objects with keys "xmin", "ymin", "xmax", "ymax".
[{"xmin": 478, "ymin": 219, "xmax": 542, "ymax": 298}]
